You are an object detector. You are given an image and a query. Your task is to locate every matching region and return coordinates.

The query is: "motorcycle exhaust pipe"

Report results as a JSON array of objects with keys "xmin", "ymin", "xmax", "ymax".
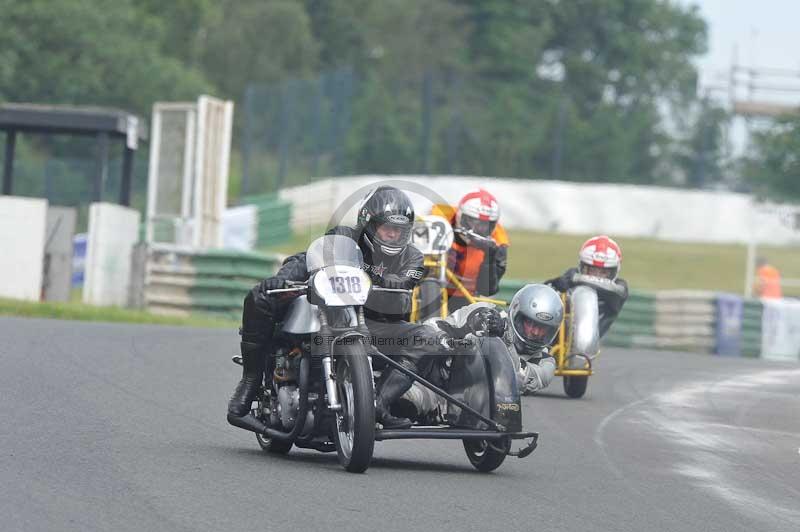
[
  {"xmin": 227, "ymin": 354, "xmax": 311, "ymax": 443},
  {"xmin": 227, "ymin": 412, "xmax": 270, "ymax": 434}
]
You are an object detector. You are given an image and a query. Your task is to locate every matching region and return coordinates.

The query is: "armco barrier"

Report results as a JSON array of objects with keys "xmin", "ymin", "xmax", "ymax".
[
  {"xmin": 145, "ymin": 248, "xmax": 284, "ymax": 319},
  {"xmin": 654, "ymin": 290, "xmax": 716, "ymax": 352},
  {"xmin": 605, "ymin": 291, "xmax": 657, "ymax": 349},
  {"xmin": 140, "ymin": 264, "xmax": 791, "ymax": 358}
]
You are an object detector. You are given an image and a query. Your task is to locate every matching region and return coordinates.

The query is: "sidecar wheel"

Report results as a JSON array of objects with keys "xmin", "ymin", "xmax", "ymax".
[
  {"xmin": 463, "ymin": 437, "xmax": 509, "ymax": 472},
  {"xmin": 563, "ymin": 375, "xmax": 588, "ymax": 398},
  {"xmin": 256, "ymin": 432, "xmax": 293, "ymax": 454},
  {"xmin": 333, "ymin": 342, "xmax": 375, "ymax": 473}
]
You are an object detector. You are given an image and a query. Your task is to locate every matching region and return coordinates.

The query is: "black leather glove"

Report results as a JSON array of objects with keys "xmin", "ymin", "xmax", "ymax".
[
  {"xmin": 466, "ymin": 307, "xmax": 506, "ymax": 337},
  {"xmin": 379, "ymin": 274, "xmax": 411, "ymax": 290},
  {"xmin": 257, "ymin": 277, "xmax": 286, "ymax": 295},
  {"xmin": 547, "ymin": 277, "xmax": 569, "ymax": 293}
]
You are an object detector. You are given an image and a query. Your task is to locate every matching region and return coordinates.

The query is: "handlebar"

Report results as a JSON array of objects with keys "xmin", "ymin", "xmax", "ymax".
[
  {"xmin": 264, "ymin": 286, "xmax": 308, "ymax": 295},
  {"xmin": 570, "ymin": 273, "xmax": 626, "ymax": 297},
  {"xmin": 265, "ymin": 283, "xmax": 412, "ymax": 296},
  {"xmin": 454, "ymin": 228, "xmax": 492, "ymax": 242},
  {"xmin": 371, "ymin": 287, "xmax": 412, "ymax": 294}
]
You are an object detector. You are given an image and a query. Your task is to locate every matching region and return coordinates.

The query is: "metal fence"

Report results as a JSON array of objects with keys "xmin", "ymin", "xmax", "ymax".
[
  {"xmin": 240, "ymin": 68, "xmax": 586, "ymax": 196},
  {"xmin": 11, "ymin": 156, "xmax": 149, "ymax": 232}
]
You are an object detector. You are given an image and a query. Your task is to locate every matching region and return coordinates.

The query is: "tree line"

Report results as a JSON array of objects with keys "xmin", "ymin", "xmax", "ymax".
[{"xmin": 0, "ymin": 0, "xmax": 796, "ymax": 200}]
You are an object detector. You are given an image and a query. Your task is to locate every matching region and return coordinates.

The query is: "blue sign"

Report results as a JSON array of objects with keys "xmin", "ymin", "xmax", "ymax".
[
  {"xmin": 715, "ymin": 294, "xmax": 743, "ymax": 356},
  {"xmin": 72, "ymin": 233, "xmax": 87, "ymax": 287}
]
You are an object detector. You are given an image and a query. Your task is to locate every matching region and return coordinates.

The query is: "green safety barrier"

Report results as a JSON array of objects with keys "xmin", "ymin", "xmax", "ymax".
[
  {"xmin": 605, "ymin": 291, "xmax": 656, "ymax": 348},
  {"xmin": 239, "ymin": 193, "xmax": 292, "ymax": 248},
  {"xmin": 495, "ymin": 279, "xmax": 527, "ymax": 303},
  {"xmin": 190, "ymin": 250, "xmax": 284, "ymax": 317},
  {"xmin": 146, "ymin": 248, "xmax": 285, "ymax": 319},
  {"xmin": 741, "ymin": 299, "xmax": 763, "ymax": 358}
]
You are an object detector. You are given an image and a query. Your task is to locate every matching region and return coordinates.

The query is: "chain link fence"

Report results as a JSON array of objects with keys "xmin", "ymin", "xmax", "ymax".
[
  {"xmin": 240, "ymin": 68, "xmax": 585, "ymax": 196},
  {"xmin": 10, "ymin": 142, "xmax": 149, "ymax": 231}
]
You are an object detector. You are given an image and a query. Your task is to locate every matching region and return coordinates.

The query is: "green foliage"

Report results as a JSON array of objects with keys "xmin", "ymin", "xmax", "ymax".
[
  {"xmin": 457, "ymin": 0, "xmax": 552, "ymax": 82},
  {"xmin": 745, "ymin": 117, "xmax": 800, "ymax": 200},
  {"xmin": 135, "ymin": 0, "xmax": 219, "ymax": 68},
  {"xmin": 0, "ymin": 0, "xmax": 210, "ymax": 113},
  {"xmin": 200, "ymin": 0, "xmax": 319, "ymax": 100},
  {"xmin": 329, "ymin": 0, "xmax": 708, "ymax": 184},
  {"xmin": 3, "ymin": 0, "xmax": 743, "ymax": 198},
  {"xmin": 539, "ymin": 0, "xmax": 707, "ymax": 182},
  {"xmin": 675, "ymin": 97, "xmax": 730, "ymax": 187}
]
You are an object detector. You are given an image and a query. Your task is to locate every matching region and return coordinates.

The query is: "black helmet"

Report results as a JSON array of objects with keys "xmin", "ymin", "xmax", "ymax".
[{"xmin": 357, "ymin": 186, "xmax": 415, "ymax": 256}]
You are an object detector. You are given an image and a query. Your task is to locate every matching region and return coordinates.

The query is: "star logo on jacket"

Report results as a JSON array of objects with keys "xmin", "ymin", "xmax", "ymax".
[{"xmin": 370, "ymin": 262, "xmax": 387, "ymax": 276}]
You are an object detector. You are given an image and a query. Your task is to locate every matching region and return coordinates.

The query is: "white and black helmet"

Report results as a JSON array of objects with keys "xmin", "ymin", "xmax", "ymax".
[
  {"xmin": 357, "ymin": 186, "xmax": 415, "ymax": 256},
  {"xmin": 508, "ymin": 284, "xmax": 564, "ymax": 354}
]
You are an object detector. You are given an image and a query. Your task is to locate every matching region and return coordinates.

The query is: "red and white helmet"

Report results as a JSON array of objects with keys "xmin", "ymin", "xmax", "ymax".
[
  {"xmin": 578, "ymin": 235, "xmax": 622, "ymax": 280},
  {"xmin": 455, "ymin": 188, "xmax": 500, "ymax": 237}
]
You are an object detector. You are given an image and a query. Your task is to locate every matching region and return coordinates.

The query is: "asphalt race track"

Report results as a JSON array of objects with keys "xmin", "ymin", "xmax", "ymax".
[{"xmin": 1, "ymin": 317, "xmax": 798, "ymax": 532}]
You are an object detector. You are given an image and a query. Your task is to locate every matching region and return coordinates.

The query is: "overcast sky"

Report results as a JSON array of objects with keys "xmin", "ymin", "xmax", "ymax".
[
  {"xmin": 678, "ymin": 0, "xmax": 800, "ymax": 102},
  {"xmin": 676, "ymin": 0, "xmax": 800, "ymax": 154}
]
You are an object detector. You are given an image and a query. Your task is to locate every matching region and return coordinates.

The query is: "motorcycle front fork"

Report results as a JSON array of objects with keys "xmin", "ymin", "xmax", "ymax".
[{"xmin": 320, "ymin": 307, "xmax": 376, "ymax": 413}]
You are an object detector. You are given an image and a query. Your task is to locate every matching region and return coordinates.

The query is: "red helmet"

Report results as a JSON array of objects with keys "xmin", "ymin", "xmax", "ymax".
[
  {"xmin": 578, "ymin": 235, "xmax": 622, "ymax": 280},
  {"xmin": 455, "ymin": 188, "xmax": 500, "ymax": 237}
]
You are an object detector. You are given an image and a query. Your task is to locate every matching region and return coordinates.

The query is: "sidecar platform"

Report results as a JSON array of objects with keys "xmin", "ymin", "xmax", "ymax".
[
  {"xmin": 366, "ymin": 344, "xmax": 539, "ymax": 458},
  {"xmin": 376, "ymin": 427, "xmax": 537, "ymax": 441},
  {"xmin": 376, "ymin": 427, "xmax": 539, "ymax": 458}
]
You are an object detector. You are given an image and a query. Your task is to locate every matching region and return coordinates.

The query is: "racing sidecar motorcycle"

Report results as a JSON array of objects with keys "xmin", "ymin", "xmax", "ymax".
[
  {"xmin": 229, "ymin": 235, "xmax": 538, "ymax": 473},
  {"xmin": 409, "ymin": 214, "xmax": 507, "ymax": 322},
  {"xmin": 550, "ymin": 276, "xmax": 608, "ymax": 398}
]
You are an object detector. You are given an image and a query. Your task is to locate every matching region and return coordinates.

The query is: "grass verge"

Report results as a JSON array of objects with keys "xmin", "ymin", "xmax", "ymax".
[
  {"xmin": 262, "ymin": 226, "xmax": 800, "ymax": 296},
  {"xmin": 506, "ymin": 231, "xmax": 800, "ymax": 296},
  {"xmin": 0, "ymin": 298, "xmax": 238, "ymax": 328}
]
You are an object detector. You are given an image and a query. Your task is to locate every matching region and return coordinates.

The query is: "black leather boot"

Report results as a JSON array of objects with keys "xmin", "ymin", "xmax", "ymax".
[
  {"xmin": 375, "ymin": 368, "xmax": 414, "ymax": 429},
  {"xmin": 227, "ymin": 340, "xmax": 266, "ymax": 418}
]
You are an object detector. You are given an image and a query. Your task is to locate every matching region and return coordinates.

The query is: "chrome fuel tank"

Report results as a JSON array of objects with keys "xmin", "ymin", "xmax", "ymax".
[{"xmin": 281, "ymin": 295, "xmax": 320, "ymax": 334}]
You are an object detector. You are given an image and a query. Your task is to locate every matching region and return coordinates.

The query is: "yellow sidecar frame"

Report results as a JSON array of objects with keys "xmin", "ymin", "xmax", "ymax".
[
  {"xmin": 550, "ymin": 292, "xmax": 594, "ymax": 377},
  {"xmin": 410, "ymin": 255, "xmax": 506, "ymax": 322}
]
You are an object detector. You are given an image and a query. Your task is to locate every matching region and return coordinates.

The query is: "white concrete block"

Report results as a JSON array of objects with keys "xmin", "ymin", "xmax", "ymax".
[
  {"xmin": 0, "ymin": 196, "xmax": 47, "ymax": 301},
  {"xmin": 83, "ymin": 203, "xmax": 141, "ymax": 306}
]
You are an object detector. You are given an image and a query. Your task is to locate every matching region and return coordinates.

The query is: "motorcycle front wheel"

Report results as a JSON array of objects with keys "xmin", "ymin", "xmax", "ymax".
[
  {"xmin": 463, "ymin": 437, "xmax": 509, "ymax": 472},
  {"xmin": 333, "ymin": 341, "xmax": 376, "ymax": 473}
]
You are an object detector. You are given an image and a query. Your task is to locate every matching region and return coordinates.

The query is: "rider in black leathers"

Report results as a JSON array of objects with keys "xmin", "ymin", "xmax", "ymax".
[{"xmin": 228, "ymin": 186, "xmax": 447, "ymax": 430}]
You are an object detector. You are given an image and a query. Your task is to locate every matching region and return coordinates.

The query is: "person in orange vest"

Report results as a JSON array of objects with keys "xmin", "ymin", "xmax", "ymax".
[
  {"xmin": 430, "ymin": 188, "xmax": 510, "ymax": 312},
  {"xmin": 754, "ymin": 257, "xmax": 782, "ymax": 299}
]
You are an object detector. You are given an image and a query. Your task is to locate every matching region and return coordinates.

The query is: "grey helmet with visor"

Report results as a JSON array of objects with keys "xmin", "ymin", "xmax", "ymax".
[{"xmin": 508, "ymin": 283, "xmax": 564, "ymax": 355}]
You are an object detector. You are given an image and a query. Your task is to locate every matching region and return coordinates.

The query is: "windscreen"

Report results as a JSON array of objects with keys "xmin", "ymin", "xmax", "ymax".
[{"xmin": 305, "ymin": 235, "xmax": 364, "ymax": 272}]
